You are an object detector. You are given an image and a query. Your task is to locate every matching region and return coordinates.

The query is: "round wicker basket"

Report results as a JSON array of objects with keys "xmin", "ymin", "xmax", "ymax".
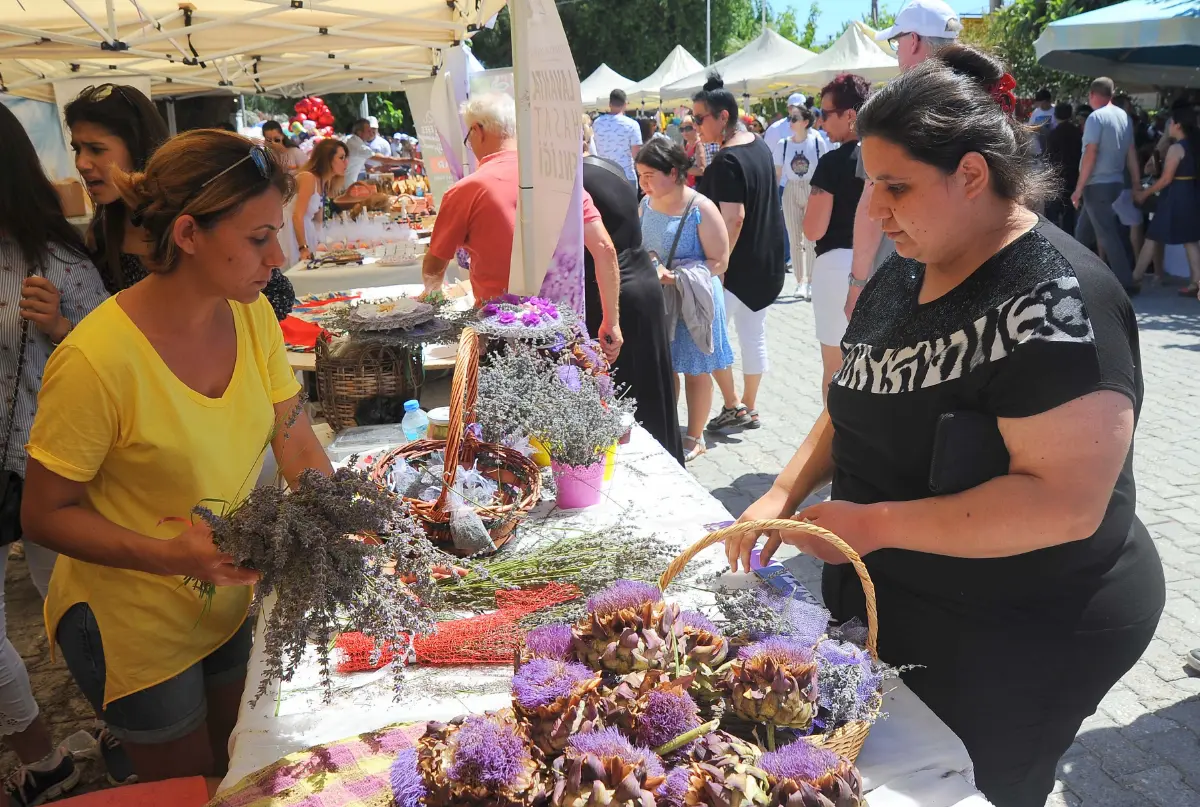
[
  {"xmin": 659, "ymin": 518, "xmax": 879, "ymax": 763},
  {"xmin": 370, "ymin": 327, "xmax": 541, "ymax": 555}
]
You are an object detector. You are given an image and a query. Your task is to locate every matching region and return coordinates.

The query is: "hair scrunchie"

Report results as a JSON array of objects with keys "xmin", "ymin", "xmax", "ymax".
[{"xmin": 987, "ymin": 73, "xmax": 1017, "ymax": 115}]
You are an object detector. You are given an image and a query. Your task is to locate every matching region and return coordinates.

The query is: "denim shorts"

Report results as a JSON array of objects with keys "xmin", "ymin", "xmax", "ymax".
[{"xmin": 56, "ymin": 602, "xmax": 253, "ymax": 744}]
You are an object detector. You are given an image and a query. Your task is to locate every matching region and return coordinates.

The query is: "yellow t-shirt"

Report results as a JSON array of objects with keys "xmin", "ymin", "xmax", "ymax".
[{"xmin": 28, "ymin": 294, "xmax": 301, "ymax": 706}]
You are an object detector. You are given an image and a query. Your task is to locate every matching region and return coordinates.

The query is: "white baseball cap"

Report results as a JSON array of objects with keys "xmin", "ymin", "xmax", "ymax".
[
  {"xmin": 787, "ymin": 93, "xmax": 806, "ymax": 108},
  {"xmin": 366, "ymin": 115, "xmax": 380, "ymax": 128},
  {"xmin": 876, "ymin": 0, "xmax": 961, "ymax": 42}
]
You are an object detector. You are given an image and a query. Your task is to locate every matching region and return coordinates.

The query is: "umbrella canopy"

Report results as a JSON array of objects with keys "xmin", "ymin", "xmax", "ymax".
[
  {"xmin": 625, "ymin": 45, "xmax": 704, "ymax": 107},
  {"xmin": 769, "ymin": 21, "xmax": 899, "ymax": 93},
  {"xmin": 1034, "ymin": 0, "xmax": 1200, "ymax": 89},
  {"xmin": 579, "ymin": 62, "xmax": 635, "ymax": 111},
  {"xmin": 0, "ymin": 0, "xmax": 505, "ymax": 100},
  {"xmin": 659, "ymin": 28, "xmax": 816, "ymax": 105}
]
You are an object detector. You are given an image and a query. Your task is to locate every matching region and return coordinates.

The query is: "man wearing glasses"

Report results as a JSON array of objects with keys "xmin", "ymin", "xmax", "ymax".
[{"xmin": 843, "ymin": 0, "xmax": 961, "ymax": 318}]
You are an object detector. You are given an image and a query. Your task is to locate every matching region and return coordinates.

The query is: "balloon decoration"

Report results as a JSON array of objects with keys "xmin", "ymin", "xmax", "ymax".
[{"xmin": 289, "ymin": 96, "xmax": 336, "ymax": 139}]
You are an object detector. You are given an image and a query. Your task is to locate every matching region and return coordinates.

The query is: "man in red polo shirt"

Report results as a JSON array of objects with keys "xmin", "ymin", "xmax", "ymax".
[{"xmin": 422, "ymin": 93, "xmax": 519, "ymax": 303}]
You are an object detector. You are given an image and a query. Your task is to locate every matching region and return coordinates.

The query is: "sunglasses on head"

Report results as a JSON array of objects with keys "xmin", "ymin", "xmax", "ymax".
[{"xmin": 166, "ymin": 144, "xmax": 273, "ymax": 222}]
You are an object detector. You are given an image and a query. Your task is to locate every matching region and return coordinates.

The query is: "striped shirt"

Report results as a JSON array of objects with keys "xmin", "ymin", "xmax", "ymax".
[{"xmin": 0, "ymin": 237, "xmax": 108, "ymax": 475}]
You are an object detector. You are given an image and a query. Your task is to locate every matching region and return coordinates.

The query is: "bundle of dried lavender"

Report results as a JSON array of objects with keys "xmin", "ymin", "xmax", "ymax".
[{"xmin": 194, "ymin": 464, "xmax": 451, "ymax": 703}]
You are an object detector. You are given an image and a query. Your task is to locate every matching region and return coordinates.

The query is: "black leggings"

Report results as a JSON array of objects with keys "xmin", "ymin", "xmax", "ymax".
[{"xmin": 823, "ymin": 564, "xmax": 1162, "ymax": 807}]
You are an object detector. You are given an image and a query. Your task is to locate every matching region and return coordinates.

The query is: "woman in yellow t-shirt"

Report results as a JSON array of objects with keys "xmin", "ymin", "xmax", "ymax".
[{"xmin": 22, "ymin": 129, "xmax": 332, "ymax": 785}]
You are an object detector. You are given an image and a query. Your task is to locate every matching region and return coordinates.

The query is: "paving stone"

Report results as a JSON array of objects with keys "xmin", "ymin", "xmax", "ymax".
[
  {"xmin": 1118, "ymin": 765, "xmax": 1200, "ymax": 807},
  {"xmin": 1135, "ymin": 729, "xmax": 1200, "ymax": 791}
]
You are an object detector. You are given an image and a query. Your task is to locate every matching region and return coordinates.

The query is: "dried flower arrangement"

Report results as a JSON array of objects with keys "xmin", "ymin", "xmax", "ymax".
[
  {"xmin": 193, "ymin": 460, "xmax": 453, "ymax": 703},
  {"xmin": 474, "ymin": 294, "xmax": 578, "ymax": 342},
  {"xmin": 475, "ymin": 341, "xmax": 634, "ymax": 470}
]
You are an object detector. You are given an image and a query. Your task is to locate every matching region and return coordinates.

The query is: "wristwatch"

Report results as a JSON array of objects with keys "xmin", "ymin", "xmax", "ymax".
[{"xmin": 848, "ymin": 274, "xmax": 869, "ymax": 288}]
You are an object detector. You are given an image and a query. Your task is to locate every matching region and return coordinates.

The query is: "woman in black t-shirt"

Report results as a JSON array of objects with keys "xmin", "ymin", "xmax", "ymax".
[
  {"xmin": 729, "ymin": 47, "xmax": 1164, "ymax": 807},
  {"xmin": 693, "ymin": 73, "xmax": 787, "ymax": 432},
  {"xmin": 803, "ymin": 74, "xmax": 870, "ymax": 402}
]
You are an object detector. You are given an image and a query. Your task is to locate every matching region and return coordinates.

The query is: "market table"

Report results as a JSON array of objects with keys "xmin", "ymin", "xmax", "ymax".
[
  {"xmin": 218, "ymin": 427, "xmax": 991, "ymax": 807},
  {"xmin": 283, "ymin": 251, "xmax": 459, "ymax": 298}
]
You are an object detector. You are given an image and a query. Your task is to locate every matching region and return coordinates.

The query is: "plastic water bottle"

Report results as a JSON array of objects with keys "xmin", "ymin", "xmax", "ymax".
[{"xmin": 401, "ymin": 400, "xmax": 429, "ymax": 441}]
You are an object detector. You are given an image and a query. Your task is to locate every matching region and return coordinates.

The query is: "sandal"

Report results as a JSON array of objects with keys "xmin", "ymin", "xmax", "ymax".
[
  {"xmin": 744, "ymin": 408, "xmax": 762, "ymax": 429},
  {"xmin": 1178, "ymin": 284, "xmax": 1199, "ymax": 297},
  {"xmin": 706, "ymin": 405, "xmax": 752, "ymax": 432},
  {"xmin": 682, "ymin": 435, "xmax": 707, "ymax": 463}
]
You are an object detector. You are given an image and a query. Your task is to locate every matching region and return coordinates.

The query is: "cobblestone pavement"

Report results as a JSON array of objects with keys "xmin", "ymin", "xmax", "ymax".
[{"xmin": 682, "ymin": 277, "xmax": 1200, "ymax": 807}]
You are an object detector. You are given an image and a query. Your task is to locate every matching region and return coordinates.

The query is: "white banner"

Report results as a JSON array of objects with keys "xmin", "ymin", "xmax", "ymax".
[
  {"xmin": 404, "ymin": 76, "xmax": 456, "ymax": 208},
  {"xmin": 507, "ymin": 0, "xmax": 583, "ymax": 300},
  {"xmin": 52, "ymin": 77, "xmax": 153, "ymax": 155}
]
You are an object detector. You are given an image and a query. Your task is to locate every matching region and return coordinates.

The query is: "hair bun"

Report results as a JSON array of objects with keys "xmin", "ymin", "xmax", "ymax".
[
  {"xmin": 703, "ymin": 71, "xmax": 725, "ymax": 92},
  {"xmin": 936, "ymin": 45, "xmax": 1006, "ymax": 91}
]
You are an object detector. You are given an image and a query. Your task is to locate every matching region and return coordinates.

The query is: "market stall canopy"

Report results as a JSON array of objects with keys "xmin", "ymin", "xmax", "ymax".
[
  {"xmin": 579, "ymin": 62, "xmax": 634, "ymax": 111},
  {"xmin": 1034, "ymin": 0, "xmax": 1200, "ymax": 89},
  {"xmin": 0, "ymin": 0, "xmax": 507, "ymax": 100},
  {"xmin": 658, "ymin": 28, "xmax": 815, "ymax": 105},
  {"xmin": 625, "ymin": 45, "xmax": 704, "ymax": 107},
  {"xmin": 768, "ymin": 21, "xmax": 899, "ymax": 93}
]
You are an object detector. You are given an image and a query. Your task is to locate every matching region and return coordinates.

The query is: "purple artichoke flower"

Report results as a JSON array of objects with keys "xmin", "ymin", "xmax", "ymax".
[
  {"xmin": 586, "ymin": 579, "xmax": 662, "ymax": 615},
  {"xmin": 568, "ymin": 728, "xmax": 665, "ymax": 779},
  {"xmin": 525, "ymin": 623, "xmax": 574, "ymax": 660},
  {"xmin": 390, "ymin": 748, "xmax": 426, "ymax": 807},
  {"xmin": 759, "ymin": 740, "xmax": 841, "ymax": 782},
  {"xmin": 481, "ymin": 303, "xmax": 501, "ymax": 317},
  {"xmin": 555, "ymin": 364, "xmax": 582, "ymax": 392},
  {"xmin": 658, "ymin": 766, "xmax": 691, "ymax": 807},
  {"xmin": 738, "ymin": 637, "xmax": 815, "ymax": 666},
  {"xmin": 497, "ymin": 311, "xmax": 517, "ymax": 325},
  {"xmin": 635, "ymin": 687, "xmax": 702, "ymax": 751},
  {"xmin": 512, "ymin": 658, "xmax": 595, "ymax": 710},
  {"xmin": 678, "ymin": 610, "xmax": 720, "ymax": 634},
  {"xmin": 446, "ymin": 714, "xmax": 532, "ymax": 788}
]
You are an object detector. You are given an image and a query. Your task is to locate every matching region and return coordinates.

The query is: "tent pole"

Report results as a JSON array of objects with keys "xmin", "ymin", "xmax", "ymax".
[
  {"xmin": 510, "ymin": 0, "xmax": 537, "ymax": 295},
  {"xmin": 706, "ymin": 0, "xmax": 711, "ymax": 64},
  {"xmin": 166, "ymin": 99, "xmax": 177, "ymax": 136}
]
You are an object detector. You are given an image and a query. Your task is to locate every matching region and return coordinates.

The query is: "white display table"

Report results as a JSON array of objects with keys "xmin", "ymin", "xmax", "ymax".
[
  {"xmin": 218, "ymin": 428, "xmax": 991, "ymax": 806},
  {"xmin": 283, "ymin": 253, "xmax": 464, "ymax": 297}
]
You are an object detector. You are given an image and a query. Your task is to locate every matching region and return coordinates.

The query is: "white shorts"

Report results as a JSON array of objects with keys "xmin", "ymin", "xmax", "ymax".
[{"xmin": 811, "ymin": 248, "xmax": 852, "ymax": 347}]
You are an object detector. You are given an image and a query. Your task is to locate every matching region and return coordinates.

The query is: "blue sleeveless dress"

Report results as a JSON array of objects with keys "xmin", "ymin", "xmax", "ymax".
[{"xmin": 640, "ymin": 197, "xmax": 735, "ymax": 375}]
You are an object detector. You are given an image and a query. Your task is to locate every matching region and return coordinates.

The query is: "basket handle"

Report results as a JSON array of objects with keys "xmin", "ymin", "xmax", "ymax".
[
  {"xmin": 435, "ymin": 327, "xmax": 481, "ymax": 507},
  {"xmin": 658, "ymin": 518, "xmax": 878, "ymax": 660}
]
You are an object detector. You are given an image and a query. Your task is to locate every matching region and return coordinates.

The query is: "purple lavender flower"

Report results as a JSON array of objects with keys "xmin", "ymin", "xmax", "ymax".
[
  {"xmin": 551, "ymin": 332, "xmax": 567, "ymax": 353},
  {"xmin": 739, "ymin": 637, "xmax": 815, "ymax": 666},
  {"xmin": 512, "ymin": 658, "xmax": 595, "ymax": 709},
  {"xmin": 455, "ymin": 246, "xmax": 472, "ymax": 270},
  {"xmin": 389, "ymin": 747, "xmax": 426, "ymax": 807},
  {"xmin": 497, "ymin": 311, "xmax": 517, "ymax": 325},
  {"xmin": 568, "ymin": 728, "xmax": 665, "ymax": 779},
  {"xmin": 817, "ymin": 639, "xmax": 870, "ymax": 668},
  {"xmin": 759, "ymin": 740, "xmax": 841, "ymax": 783},
  {"xmin": 635, "ymin": 688, "xmax": 701, "ymax": 751},
  {"xmin": 446, "ymin": 714, "xmax": 532, "ymax": 788},
  {"xmin": 678, "ymin": 610, "xmax": 720, "ymax": 634},
  {"xmin": 481, "ymin": 303, "xmax": 501, "ymax": 317},
  {"xmin": 521, "ymin": 311, "xmax": 542, "ymax": 327},
  {"xmin": 658, "ymin": 766, "xmax": 691, "ymax": 807},
  {"xmin": 595, "ymin": 374, "xmax": 614, "ymax": 400},
  {"xmin": 556, "ymin": 364, "xmax": 582, "ymax": 392},
  {"xmin": 525, "ymin": 623, "xmax": 574, "ymax": 659},
  {"xmin": 586, "ymin": 579, "xmax": 662, "ymax": 615}
]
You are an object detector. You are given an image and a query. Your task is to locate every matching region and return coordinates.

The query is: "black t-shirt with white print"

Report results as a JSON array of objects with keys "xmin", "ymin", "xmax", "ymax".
[{"xmin": 823, "ymin": 217, "xmax": 1163, "ymax": 633}]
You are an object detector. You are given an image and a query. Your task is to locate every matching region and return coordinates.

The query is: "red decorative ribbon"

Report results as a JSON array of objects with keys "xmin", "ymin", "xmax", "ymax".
[{"xmin": 987, "ymin": 73, "xmax": 1017, "ymax": 115}]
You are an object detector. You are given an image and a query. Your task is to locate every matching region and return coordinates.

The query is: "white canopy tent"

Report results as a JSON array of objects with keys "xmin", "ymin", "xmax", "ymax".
[
  {"xmin": 659, "ymin": 29, "xmax": 815, "ymax": 106},
  {"xmin": 624, "ymin": 45, "xmax": 703, "ymax": 107},
  {"xmin": 0, "ymin": 0, "xmax": 506, "ymax": 101},
  {"xmin": 768, "ymin": 21, "xmax": 898, "ymax": 93},
  {"xmin": 579, "ymin": 62, "xmax": 633, "ymax": 112}
]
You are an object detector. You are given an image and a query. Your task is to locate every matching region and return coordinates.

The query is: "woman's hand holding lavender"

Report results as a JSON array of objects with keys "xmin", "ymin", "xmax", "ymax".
[{"xmin": 169, "ymin": 521, "xmax": 261, "ymax": 586}]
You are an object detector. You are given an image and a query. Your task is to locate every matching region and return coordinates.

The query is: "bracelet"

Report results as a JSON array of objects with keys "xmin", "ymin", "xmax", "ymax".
[{"xmin": 848, "ymin": 274, "xmax": 870, "ymax": 288}]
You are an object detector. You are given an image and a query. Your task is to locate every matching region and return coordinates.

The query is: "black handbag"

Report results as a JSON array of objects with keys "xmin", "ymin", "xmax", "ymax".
[{"xmin": 0, "ymin": 289, "xmax": 34, "ymax": 547}]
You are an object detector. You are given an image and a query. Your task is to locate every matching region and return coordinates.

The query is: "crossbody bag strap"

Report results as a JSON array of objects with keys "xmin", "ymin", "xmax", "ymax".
[
  {"xmin": 664, "ymin": 194, "xmax": 698, "ymax": 269},
  {"xmin": 1, "ymin": 265, "xmax": 36, "ymax": 471}
]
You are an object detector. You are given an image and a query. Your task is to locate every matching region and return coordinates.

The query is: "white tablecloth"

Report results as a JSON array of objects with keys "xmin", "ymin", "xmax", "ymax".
[
  {"xmin": 284, "ymin": 256, "xmax": 465, "ymax": 297},
  {"xmin": 220, "ymin": 428, "xmax": 991, "ymax": 806}
]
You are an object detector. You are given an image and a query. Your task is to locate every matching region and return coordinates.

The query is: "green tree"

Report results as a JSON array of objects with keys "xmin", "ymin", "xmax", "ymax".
[
  {"xmin": 836, "ymin": 3, "xmax": 896, "ymax": 38},
  {"xmin": 980, "ymin": 0, "xmax": 1127, "ymax": 100}
]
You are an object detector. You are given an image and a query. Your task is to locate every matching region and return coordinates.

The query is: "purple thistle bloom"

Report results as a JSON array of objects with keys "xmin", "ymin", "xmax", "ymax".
[
  {"xmin": 525, "ymin": 623, "xmax": 574, "ymax": 659},
  {"xmin": 678, "ymin": 610, "xmax": 720, "ymax": 635},
  {"xmin": 759, "ymin": 740, "xmax": 841, "ymax": 783},
  {"xmin": 390, "ymin": 748, "xmax": 426, "ymax": 807},
  {"xmin": 481, "ymin": 303, "xmax": 501, "ymax": 317},
  {"xmin": 568, "ymin": 728, "xmax": 665, "ymax": 779},
  {"xmin": 739, "ymin": 637, "xmax": 815, "ymax": 666},
  {"xmin": 586, "ymin": 579, "xmax": 662, "ymax": 615},
  {"xmin": 658, "ymin": 766, "xmax": 691, "ymax": 807},
  {"xmin": 497, "ymin": 311, "xmax": 517, "ymax": 325},
  {"xmin": 512, "ymin": 659, "xmax": 594, "ymax": 709},
  {"xmin": 447, "ymin": 714, "xmax": 532, "ymax": 788},
  {"xmin": 635, "ymin": 688, "xmax": 701, "ymax": 751}
]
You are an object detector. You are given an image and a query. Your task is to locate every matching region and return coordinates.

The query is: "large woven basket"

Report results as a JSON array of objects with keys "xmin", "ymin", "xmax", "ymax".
[
  {"xmin": 659, "ymin": 518, "xmax": 879, "ymax": 763},
  {"xmin": 315, "ymin": 333, "xmax": 423, "ymax": 432},
  {"xmin": 370, "ymin": 327, "xmax": 541, "ymax": 555}
]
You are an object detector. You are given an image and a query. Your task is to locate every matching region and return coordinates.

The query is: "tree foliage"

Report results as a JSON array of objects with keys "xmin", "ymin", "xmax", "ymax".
[
  {"xmin": 979, "ymin": 0, "xmax": 1128, "ymax": 100},
  {"xmin": 835, "ymin": 3, "xmax": 897, "ymax": 39}
]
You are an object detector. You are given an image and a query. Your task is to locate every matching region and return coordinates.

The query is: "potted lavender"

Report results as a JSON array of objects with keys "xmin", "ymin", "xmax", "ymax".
[{"xmin": 475, "ymin": 343, "xmax": 633, "ymax": 509}]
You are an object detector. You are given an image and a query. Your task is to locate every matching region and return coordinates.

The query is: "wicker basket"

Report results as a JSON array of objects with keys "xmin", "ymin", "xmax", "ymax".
[
  {"xmin": 659, "ymin": 518, "xmax": 879, "ymax": 763},
  {"xmin": 315, "ymin": 333, "xmax": 423, "ymax": 433},
  {"xmin": 370, "ymin": 327, "xmax": 541, "ymax": 555}
]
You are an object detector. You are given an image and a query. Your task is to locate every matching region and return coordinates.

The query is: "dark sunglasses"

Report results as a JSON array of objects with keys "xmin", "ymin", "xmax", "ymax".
[
  {"xmin": 172, "ymin": 145, "xmax": 272, "ymax": 219},
  {"xmin": 680, "ymin": 125, "xmax": 695, "ymax": 132},
  {"xmin": 79, "ymin": 83, "xmax": 140, "ymax": 114},
  {"xmin": 693, "ymin": 113, "xmax": 708, "ymax": 125}
]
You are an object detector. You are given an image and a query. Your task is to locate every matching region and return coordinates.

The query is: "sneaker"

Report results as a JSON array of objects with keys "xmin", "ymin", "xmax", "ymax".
[
  {"xmin": 88, "ymin": 727, "xmax": 137, "ymax": 787},
  {"xmin": 1187, "ymin": 649, "xmax": 1200, "ymax": 674},
  {"xmin": 706, "ymin": 406, "xmax": 752, "ymax": 432},
  {"xmin": 801, "ymin": 282, "xmax": 812, "ymax": 302},
  {"xmin": 4, "ymin": 754, "xmax": 80, "ymax": 806}
]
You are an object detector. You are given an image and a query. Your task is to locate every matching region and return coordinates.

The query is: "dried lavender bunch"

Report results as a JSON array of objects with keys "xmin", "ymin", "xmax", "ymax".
[
  {"xmin": 712, "ymin": 583, "xmax": 831, "ymax": 646},
  {"xmin": 813, "ymin": 639, "xmax": 903, "ymax": 730},
  {"xmin": 194, "ymin": 464, "xmax": 439, "ymax": 703}
]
